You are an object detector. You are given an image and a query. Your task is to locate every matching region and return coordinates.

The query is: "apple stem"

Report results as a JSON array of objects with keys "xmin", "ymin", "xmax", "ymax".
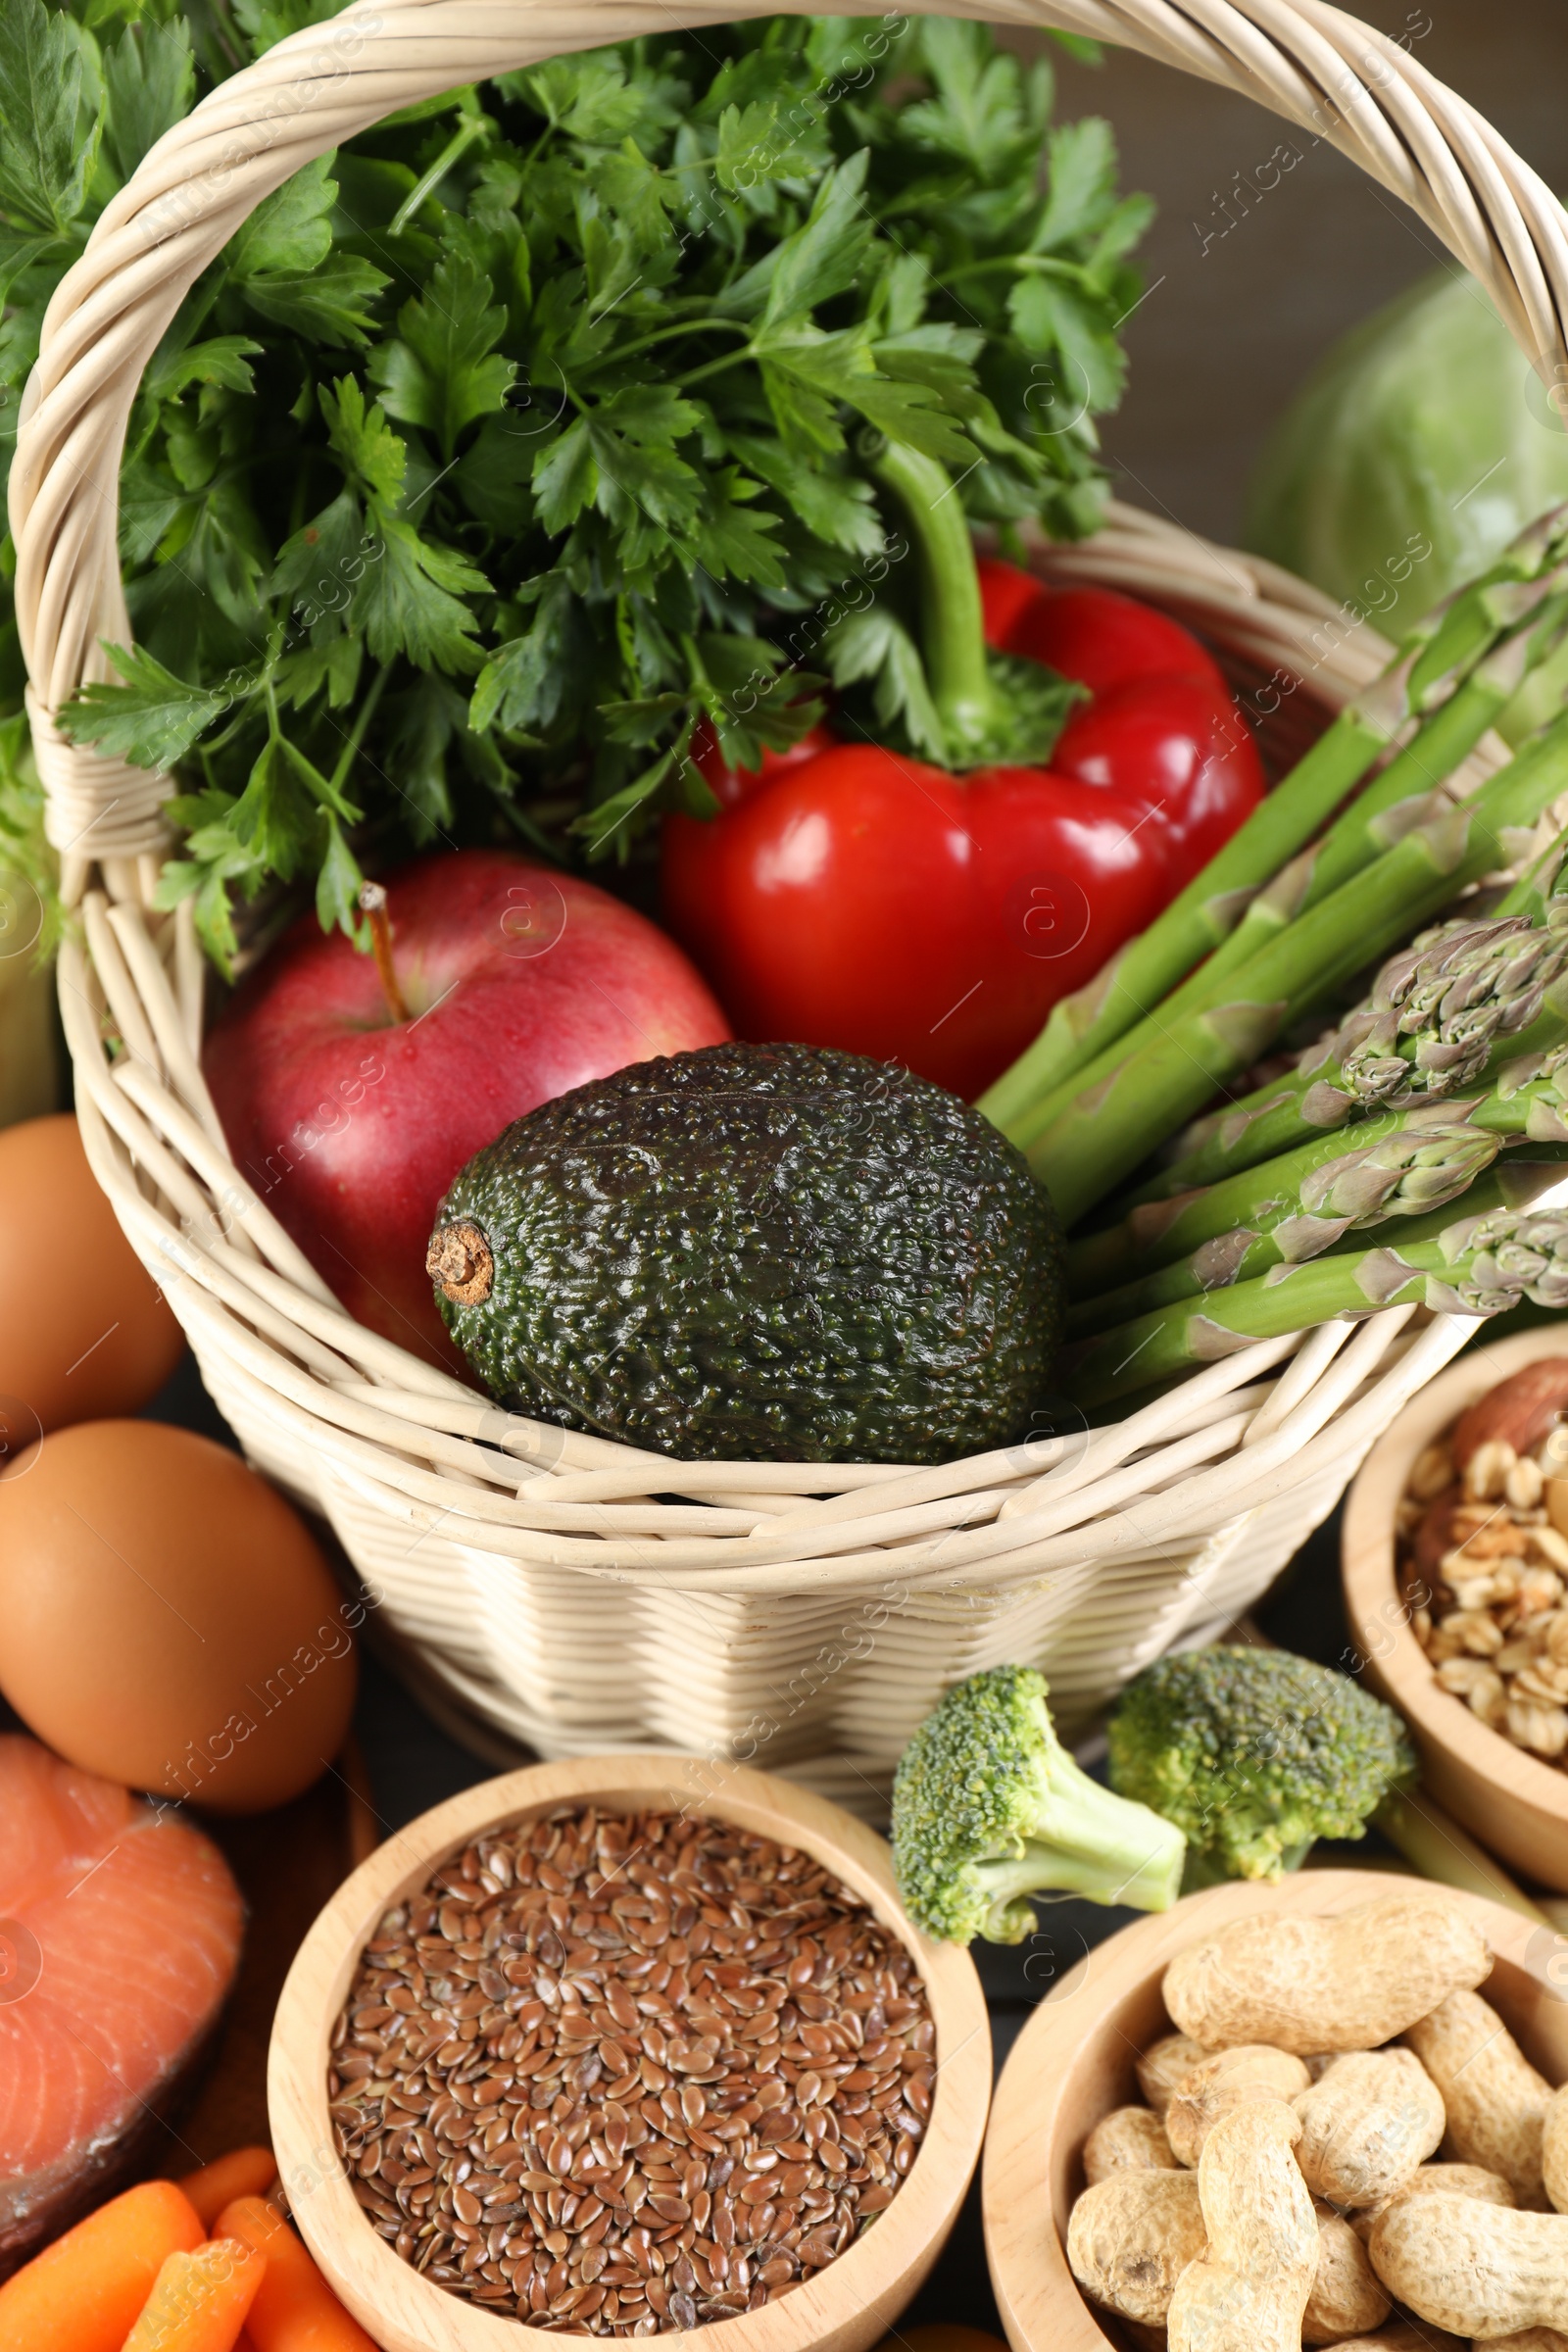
[{"xmin": 359, "ymin": 882, "xmax": 411, "ymax": 1024}]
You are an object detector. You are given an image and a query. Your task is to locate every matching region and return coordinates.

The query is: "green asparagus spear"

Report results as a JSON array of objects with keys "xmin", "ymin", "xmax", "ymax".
[
  {"xmin": 1140, "ymin": 1000, "xmax": 1568, "ymax": 1209},
  {"xmin": 1069, "ymin": 1200, "xmax": 1568, "ymax": 1409},
  {"xmin": 1000, "ymin": 593, "xmax": 1568, "ymax": 1158},
  {"xmin": 1072, "ymin": 1026, "xmax": 1568, "ymax": 1321},
  {"xmin": 1131, "ymin": 887, "xmax": 1568, "ymax": 1204},
  {"xmin": 1031, "ymin": 721, "xmax": 1568, "ymax": 1227},
  {"xmin": 1469, "ymin": 1043, "xmax": 1568, "ymax": 1145},
  {"xmin": 1301, "ymin": 582, "xmax": 1568, "ymax": 902},
  {"xmin": 981, "ymin": 510, "xmax": 1568, "ymax": 1144},
  {"xmin": 1496, "ymin": 807, "xmax": 1568, "ymax": 927},
  {"xmin": 1318, "ymin": 1151, "xmax": 1568, "ymax": 1257},
  {"xmin": 1067, "ymin": 1118, "xmax": 1501, "ymax": 1334},
  {"xmin": 1371, "ymin": 1788, "xmax": 1551, "ymax": 1925},
  {"xmin": 1066, "ymin": 1106, "xmax": 1500, "ymax": 1316}
]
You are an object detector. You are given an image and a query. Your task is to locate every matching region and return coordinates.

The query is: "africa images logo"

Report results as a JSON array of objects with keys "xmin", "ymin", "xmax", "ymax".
[{"xmin": 1529, "ymin": 1922, "xmax": 1568, "ymax": 2003}]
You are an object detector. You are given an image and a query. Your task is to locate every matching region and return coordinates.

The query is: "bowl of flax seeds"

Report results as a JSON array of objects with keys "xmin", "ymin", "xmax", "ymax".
[{"xmin": 270, "ymin": 1754, "xmax": 992, "ymax": 2352}]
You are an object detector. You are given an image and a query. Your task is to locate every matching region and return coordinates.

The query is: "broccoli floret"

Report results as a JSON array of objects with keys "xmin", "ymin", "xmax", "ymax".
[
  {"xmin": 1107, "ymin": 1645, "xmax": 1417, "ymax": 1885},
  {"xmin": 891, "ymin": 1665, "xmax": 1187, "ymax": 1943}
]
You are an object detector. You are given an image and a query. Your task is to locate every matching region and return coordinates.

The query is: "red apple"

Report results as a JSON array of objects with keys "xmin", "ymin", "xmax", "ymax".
[{"xmin": 203, "ymin": 850, "xmax": 730, "ymax": 1366}]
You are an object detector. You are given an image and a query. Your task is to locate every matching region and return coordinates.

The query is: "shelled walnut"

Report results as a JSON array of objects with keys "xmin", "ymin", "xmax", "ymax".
[{"xmin": 1396, "ymin": 1360, "xmax": 1568, "ymax": 1769}]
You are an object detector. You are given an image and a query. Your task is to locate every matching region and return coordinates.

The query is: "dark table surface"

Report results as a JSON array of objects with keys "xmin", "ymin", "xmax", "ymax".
[{"xmin": 30, "ymin": 2, "xmax": 1568, "ymax": 2335}]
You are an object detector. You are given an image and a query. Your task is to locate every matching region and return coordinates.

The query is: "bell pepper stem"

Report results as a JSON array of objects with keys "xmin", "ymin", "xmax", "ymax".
[{"xmin": 869, "ymin": 440, "xmax": 1004, "ymax": 760}]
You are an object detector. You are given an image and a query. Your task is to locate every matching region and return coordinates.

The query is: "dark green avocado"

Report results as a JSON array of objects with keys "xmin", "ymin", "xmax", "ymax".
[{"xmin": 426, "ymin": 1042, "xmax": 1063, "ymax": 1463}]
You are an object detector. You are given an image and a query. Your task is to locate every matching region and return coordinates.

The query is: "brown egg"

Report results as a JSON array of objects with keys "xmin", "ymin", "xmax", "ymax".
[
  {"xmin": 0, "ymin": 1420, "xmax": 358, "ymax": 1811},
  {"xmin": 0, "ymin": 1114, "xmax": 185, "ymax": 1448}
]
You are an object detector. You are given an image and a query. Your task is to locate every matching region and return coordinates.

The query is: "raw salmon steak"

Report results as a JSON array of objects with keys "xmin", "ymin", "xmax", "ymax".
[{"xmin": 0, "ymin": 1736, "xmax": 243, "ymax": 2274}]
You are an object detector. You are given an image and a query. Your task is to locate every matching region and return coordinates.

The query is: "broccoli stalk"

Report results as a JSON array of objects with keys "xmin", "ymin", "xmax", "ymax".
[
  {"xmin": 1106, "ymin": 1645, "xmax": 1416, "ymax": 1886},
  {"xmin": 891, "ymin": 1666, "xmax": 1187, "ymax": 1944}
]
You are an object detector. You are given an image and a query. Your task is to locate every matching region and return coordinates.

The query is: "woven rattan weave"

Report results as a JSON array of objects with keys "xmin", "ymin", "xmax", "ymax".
[{"xmin": 14, "ymin": 0, "xmax": 1567, "ymax": 1805}]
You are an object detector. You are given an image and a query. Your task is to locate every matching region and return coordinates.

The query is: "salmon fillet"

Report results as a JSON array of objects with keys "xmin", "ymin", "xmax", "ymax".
[{"xmin": 0, "ymin": 1737, "xmax": 243, "ymax": 2271}]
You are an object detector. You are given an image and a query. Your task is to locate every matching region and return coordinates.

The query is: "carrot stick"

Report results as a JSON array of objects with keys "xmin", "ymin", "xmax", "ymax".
[
  {"xmin": 121, "ymin": 2239, "xmax": 266, "ymax": 2352},
  {"xmin": 211, "ymin": 2202, "xmax": 376, "ymax": 2352},
  {"xmin": 0, "ymin": 2180, "xmax": 205, "ymax": 2352},
  {"xmin": 173, "ymin": 2154, "xmax": 277, "ymax": 2233}
]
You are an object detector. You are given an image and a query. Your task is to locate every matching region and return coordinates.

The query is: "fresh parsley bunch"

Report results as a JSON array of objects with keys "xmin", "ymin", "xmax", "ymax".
[{"xmin": 0, "ymin": 0, "xmax": 1149, "ymax": 967}]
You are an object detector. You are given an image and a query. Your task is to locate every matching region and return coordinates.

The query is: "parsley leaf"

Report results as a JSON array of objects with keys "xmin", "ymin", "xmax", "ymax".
[
  {"xmin": 824, "ymin": 606, "xmax": 947, "ymax": 764},
  {"xmin": 103, "ymin": 18, "xmax": 194, "ymax": 183},
  {"xmin": 354, "ymin": 519, "xmax": 489, "ymax": 673},
  {"xmin": 229, "ymin": 158, "xmax": 387, "ymax": 345},
  {"xmin": 57, "ymin": 644, "xmax": 234, "ymax": 767},
  {"xmin": 471, "ymin": 575, "xmax": 584, "ymax": 736},
  {"xmin": 228, "ymin": 154, "xmax": 337, "ymax": 275},
  {"xmin": 24, "ymin": 6, "xmax": 1146, "ymax": 932},
  {"xmin": 369, "ymin": 244, "xmax": 514, "ymax": 459},
  {"xmin": 0, "ymin": 0, "xmax": 91, "ymax": 232}
]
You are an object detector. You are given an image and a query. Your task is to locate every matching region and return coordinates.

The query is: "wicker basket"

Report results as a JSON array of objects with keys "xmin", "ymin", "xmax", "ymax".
[{"xmin": 14, "ymin": 0, "xmax": 1568, "ymax": 1812}]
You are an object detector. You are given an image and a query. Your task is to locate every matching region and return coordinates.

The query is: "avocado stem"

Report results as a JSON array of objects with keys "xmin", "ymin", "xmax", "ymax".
[
  {"xmin": 427, "ymin": 1218, "xmax": 495, "ymax": 1305},
  {"xmin": 359, "ymin": 881, "xmax": 411, "ymax": 1024},
  {"xmin": 868, "ymin": 439, "xmax": 1010, "ymax": 764}
]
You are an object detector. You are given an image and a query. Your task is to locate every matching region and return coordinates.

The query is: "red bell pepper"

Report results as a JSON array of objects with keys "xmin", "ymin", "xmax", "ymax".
[{"xmin": 661, "ymin": 448, "xmax": 1264, "ymax": 1102}]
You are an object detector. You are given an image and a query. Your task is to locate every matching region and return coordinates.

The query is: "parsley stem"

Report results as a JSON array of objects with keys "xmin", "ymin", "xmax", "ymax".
[
  {"xmin": 943, "ymin": 253, "xmax": 1078, "ymax": 288},
  {"xmin": 201, "ymin": 696, "xmax": 266, "ymax": 758},
  {"xmin": 680, "ymin": 347, "xmax": 754, "ymax": 390},
  {"xmin": 598, "ymin": 317, "xmax": 752, "ymax": 369},
  {"xmin": 390, "ymin": 114, "xmax": 491, "ymax": 236},
  {"xmin": 521, "ymin": 120, "xmax": 558, "ymax": 172},
  {"xmin": 328, "ymin": 662, "xmax": 391, "ymax": 801},
  {"xmin": 199, "ymin": 0, "xmax": 246, "ymax": 77}
]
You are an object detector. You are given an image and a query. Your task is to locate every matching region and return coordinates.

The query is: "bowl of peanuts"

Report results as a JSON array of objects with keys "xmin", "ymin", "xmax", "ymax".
[
  {"xmin": 269, "ymin": 1751, "xmax": 991, "ymax": 2352},
  {"xmin": 1343, "ymin": 1327, "xmax": 1568, "ymax": 1895},
  {"xmin": 981, "ymin": 1869, "xmax": 1568, "ymax": 2352}
]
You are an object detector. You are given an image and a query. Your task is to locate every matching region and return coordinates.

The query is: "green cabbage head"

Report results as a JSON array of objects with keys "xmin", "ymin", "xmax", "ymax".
[{"xmin": 1246, "ymin": 269, "xmax": 1568, "ymax": 670}]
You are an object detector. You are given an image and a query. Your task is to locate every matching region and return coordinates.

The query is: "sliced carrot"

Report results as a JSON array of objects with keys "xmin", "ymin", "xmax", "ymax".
[
  {"xmin": 173, "ymin": 2153, "xmax": 277, "ymax": 2233},
  {"xmin": 121, "ymin": 2239, "xmax": 266, "ymax": 2352},
  {"xmin": 211, "ymin": 2201, "xmax": 376, "ymax": 2352},
  {"xmin": 0, "ymin": 2180, "xmax": 205, "ymax": 2352}
]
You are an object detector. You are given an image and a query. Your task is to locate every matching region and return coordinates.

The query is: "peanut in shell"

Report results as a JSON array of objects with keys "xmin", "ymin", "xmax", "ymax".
[
  {"xmin": 1350, "ymin": 2158, "xmax": 1515, "ymax": 2245},
  {"xmin": 1136, "ymin": 2031, "xmax": 1210, "ymax": 2116},
  {"xmin": 1162, "ymin": 1895, "xmax": 1491, "ymax": 2056},
  {"xmin": 1303, "ymin": 2205, "xmax": 1390, "ymax": 2345},
  {"xmin": 1065, "ymin": 2168, "xmax": 1205, "ymax": 2326},
  {"xmin": 1367, "ymin": 2190, "xmax": 1568, "ymax": 2336},
  {"xmin": 1082, "ymin": 2104, "xmax": 1178, "ymax": 2184},
  {"xmin": 1165, "ymin": 2043, "xmax": 1312, "ymax": 2166},
  {"xmin": 1292, "ymin": 2047, "xmax": 1446, "ymax": 2206},
  {"xmin": 1404, "ymin": 1988, "xmax": 1555, "ymax": 2208},
  {"xmin": 1167, "ymin": 2101, "xmax": 1317, "ymax": 2352},
  {"xmin": 1544, "ymin": 2081, "xmax": 1568, "ymax": 2214}
]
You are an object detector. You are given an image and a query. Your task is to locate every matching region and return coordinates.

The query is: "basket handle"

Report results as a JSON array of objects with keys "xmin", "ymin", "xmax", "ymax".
[{"xmin": 12, "ymin": 0, "xmax": 1568, "ymax": 885}]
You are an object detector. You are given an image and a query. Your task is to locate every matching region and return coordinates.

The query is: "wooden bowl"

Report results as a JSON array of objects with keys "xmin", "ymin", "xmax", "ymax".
[
  {"xmin": 980, "ymin": 1869, "xmax": 1568, "ymax": 2352},
  {"xmin": 269, "ymin": 1753, "xmax": 990, "ymax": 2352},
  {"xmin": 1342, "ymin": 1327, "xmax": 1568, "ymax": 1894}
]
